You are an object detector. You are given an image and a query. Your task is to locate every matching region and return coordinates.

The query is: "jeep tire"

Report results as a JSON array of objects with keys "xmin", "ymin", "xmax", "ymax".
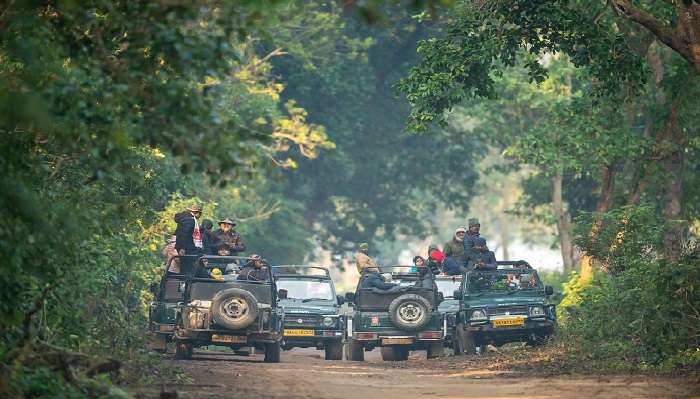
[
  {"xmin": 212, "ymin": 288, "xmax": 259, "ymax": 330},
  {"xmin": 380, "ymin": 345, "xmax": 409, "ymax": 361},
  {"xmin": 324, "ymin": 341, "xmax": 343, "ymax": 360},
  {"xmin": 264, "ymin": 341, "xmax": 281, "ymax": 363},
  {"xmin": 454, "ymin": 324, "xmax": 476, "ymax": 355},
  {"xmin": 346, "ymin": 339, "xmax": 365, "ymax": 361},
  {"xmin": 387, "ymin": 294, "xmax": 431, "ymax": 331},
  {"xmin": 175, "ymin": 340, "xmax": 193, "ymax": 359},
  {"xmin": 426, "ymin": 341, "xmax": 443, "ymax": 359}
]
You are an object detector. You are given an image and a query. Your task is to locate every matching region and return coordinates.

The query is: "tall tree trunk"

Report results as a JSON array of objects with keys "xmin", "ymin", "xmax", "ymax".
[
  {"xmin": 498, "ymin": 213, "xmax": 510, "ymax": 260},
  {"xmin": 551, "ymin": 174, "xmax": 575, "ymax": 273},
  {"xmin": 580, "ymin": 165, "xmax": 616, "ymax": 280},
  {"xmin": 662, "ymin": 101, "xmax": 684, "ymax": 262}
]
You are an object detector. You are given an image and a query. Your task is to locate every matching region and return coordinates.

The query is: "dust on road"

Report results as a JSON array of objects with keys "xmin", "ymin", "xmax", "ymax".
[{"xmin": 133, "ymin": 347, "xmax": 699, "ymax": 399}]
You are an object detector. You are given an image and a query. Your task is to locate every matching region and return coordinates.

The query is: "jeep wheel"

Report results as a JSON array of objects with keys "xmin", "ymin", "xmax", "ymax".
[
  {"xmin": 264, "ymin": 341, "xmax": 281, "ymax": 363},
  {"xmin": 455, "ymin": 324, "xmax": 476, "ymax": 355},
  {"xmin": 324, "ymin": 342, "xmax": 343, "ymax": 360},
  {"xmin": 174, "ymin": 340, "xmax": 193, "ymax": 359},
  {"xmin": 426, "ymin": 341, "xmax": 443, "ymax": 359},
  {"xmin": 387, "ymin": 294, "xmax": 431, "ymax": 331},
  {"xmin": 212, "ymin": 288, "xmax": 259, "ymax": 330},
  {"xmin": 346, "ymin": 339, "xmax": 365, "ymax": 361},
  {"xmin": 380, "ymin": 346, "xmax": 409, "ymax": 361}
]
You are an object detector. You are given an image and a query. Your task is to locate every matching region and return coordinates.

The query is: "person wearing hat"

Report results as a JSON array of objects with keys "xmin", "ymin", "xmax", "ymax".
[
  {"xmin": 354, "ymin": 242, "xmax": 379, "ymax": 275},
  {"xmin": 212, "ymin": 217, "xmax": 246, "ymax": 256},
  {"xmin": 237, "ymin": 254, "xmax": 270, "ymax": 281},
  {"xmin": 174, "ymin": 203, "xmax": 204, "ymax": 256},
  {"xmin": 426, "ymin": 244, "xmax": 445, "ymax": 275},
  {"xmin": 443, "ymin": 226, "xmax": 468, "ymax": 265},
  {"xmin": 463, "ymin": 218, "xmax": 481, "ymax": 252},
  {"xmin": 465, "ymin": 237, "xmax": 497, "ymax": 271}
]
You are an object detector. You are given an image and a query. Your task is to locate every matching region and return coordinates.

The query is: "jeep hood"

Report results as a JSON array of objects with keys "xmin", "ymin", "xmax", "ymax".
[
  {"xmin": 464, "ymin": 294, "xmax": 546, "ymax": 308},
  {"xmin": 438, "ymin": 299, "xmax": 459, "ymax": 313}
]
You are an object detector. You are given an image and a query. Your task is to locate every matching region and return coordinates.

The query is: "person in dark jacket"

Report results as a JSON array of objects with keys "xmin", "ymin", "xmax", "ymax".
[
  {"xmin": 413, "ymin": 265, "xmax": 437, "ymax": 290},
  {"xmin": 426, "ymin": 244, "xmax": 444, "ymax": 275},
  {"xmin": 212, "ymin": 218, "xmax": 246, "ymax": 256},
  {"xmin": 360, "ymin": 272, "xmax": 398, "ymax": 290},
  {"xmin": 443, "ymin": 226, "xmax": 468, "ymax": 265},
  {"xmin": 174, "ymin": 204, "xmax": 204, "ymax": 256},
  {"xmin": 201, "ymin": 219, "xmax": 215, "ymax": 255},
  {"xmin": 442, "ymin": 256, "xmax": 463, "ymax": 276},
  {"xmin": 463, "ymin": 218, "xmax": 481, "ymax": 252},
  {"xmin": 465, "ymin": 237, "xmax": 497, "ymax": 270},
  {"xmin": 237, "ymin": 254, "xmax": 270, "ymax": 281}
]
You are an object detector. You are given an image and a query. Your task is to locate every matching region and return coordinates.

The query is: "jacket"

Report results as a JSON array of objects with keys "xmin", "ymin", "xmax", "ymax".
[
  {"xmin": 462, "ymin": 233, "xmax": 480, "ymax": 252},
  {"xmin": 465, "ymin": 249, "xmax": 497, "ymax": 270},
  {"xmin": 212, "ymin": 229, "xmax": 245, "ymax": 255},
  {"xmin": 442, "ymin": 257, "xmax": 463, "ymax": 276},
  {"xmin": 174, "ymin": 211, "xmax": 200, "ymax": 253},
  {"xmin": 237, "ymin": 265, "xmax": 270, "ymax": 282},
  {"xmin": 443, "ymin": 238, "xmax": 467, "ymax": 263},
  {"xmin": 355, "ymin": 251, "xmax": 378, "ymax": 274}
]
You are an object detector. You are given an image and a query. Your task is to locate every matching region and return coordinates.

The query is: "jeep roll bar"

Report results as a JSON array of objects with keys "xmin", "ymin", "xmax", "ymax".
[{"xmin": 271, "ymin": 265, "xmax": 331, "ymax": 278}]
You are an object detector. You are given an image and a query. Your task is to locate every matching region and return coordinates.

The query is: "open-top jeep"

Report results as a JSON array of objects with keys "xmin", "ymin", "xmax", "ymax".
[
  {"xmin": 345, "ymin": 267, "xmax": 446, "ymax": 361},
  {"xmin": 452, "ymin": 261, "xmax": 556, "ymax": 354},
  {"xmin": 435, "ymin": 275, "xmax": 462, "ymax": 346},
  {"xmin": 148, "ymin": 255, "xmax": 199, "ymax": 352},
  {"xmin": 173, "ymin": 256, "xmax": 284, "ymax": 362},
  {"xmin": 272, "ymin": 266, "xmax": 345, "ymax": 360}
]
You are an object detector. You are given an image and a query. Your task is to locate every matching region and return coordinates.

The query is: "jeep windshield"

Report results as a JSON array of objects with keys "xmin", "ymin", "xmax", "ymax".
[
  {"xmin": 276, "ymin": 279, "xmax": 335, "ymax": 302},
  {"xmin": 436, "ymin": 277, "xmax": 462, "ymax": 298},
  {"xmin": 465, "ymin": 269, "xmax": 542, "ymax": 294}
]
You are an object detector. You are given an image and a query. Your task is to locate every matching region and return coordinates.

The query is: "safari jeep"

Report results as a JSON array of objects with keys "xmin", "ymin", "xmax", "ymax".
[
  {"xmin": 173, "ymin": 256, "xmax": 284, "ymax": 363},
  {"xmin": 435, "ymin": 274, "xmax": 462, "ymax": 347},
  {"xmin": 345, "ymin": 267, "xmax": 446, "ymax": 361},
  {"xmin": 452, "ymin": 261, "xmax": 556, "ymax": 354},
  {"xmin": 273, "ymin": 266, "xmax": 345, "ymax": 360},
  {"xmin": 148, "ymin": 255, "xmax": 199, "ymax": 352}
]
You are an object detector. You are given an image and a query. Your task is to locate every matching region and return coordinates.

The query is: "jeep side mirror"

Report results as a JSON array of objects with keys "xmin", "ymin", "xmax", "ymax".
[
  {"xmin": 345, "ymin": 292, "xmax": 355, "ymax": 304},
  {"xmin": 545, "ymin": 285, "xmax": 554, "ymax": 296},
  {"xmin": 278, "ymin": 289, "xmax": 288, "ymax": 300},
  {"xmin": 453, "ymin": 290, "xmax": 462, "ymax": 300},
  {"xmin": 336, "ymin": 295, "xmax": 345, "ymax": 305},
  {"xmin": 149, "ymin": 282, "xmax": 158, "ymax": 294}
]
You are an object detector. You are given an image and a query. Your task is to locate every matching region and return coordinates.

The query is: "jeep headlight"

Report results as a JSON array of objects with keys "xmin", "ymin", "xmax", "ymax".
[
  {"xmin": 470, "ymin": 309, "xmax": 487, "ymax": 320},
  {"xmin": 529, "ymin": 305, "xmax": 545, "ymax": 317},
  {"xmin": 323, "ymin": 317, "xmax": 335, "ymax": 327}
]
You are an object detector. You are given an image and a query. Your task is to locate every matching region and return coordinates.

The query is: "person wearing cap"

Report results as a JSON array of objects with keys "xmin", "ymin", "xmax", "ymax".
[
  {"xmin": 463, "ymin": 218, "xmax": 481, "ymax": 252},
  {"xmin": 174, "ymin": 203, "xmax": 204, "ymax": 256},
  {"xmin": 426, "ymin": 244, "xmax": 445, "ymax": 275},
  {"xmin": 212, "ymin": 217, "xmax": 246, "ymax": 256},
  {"xmin": 354, "ymin": 242, "xmax": 379, "ymax": 275},
  {"xmin": 465, "ymin": 237, "xmax": 497, "ymax": 271},
  {"xmin": 237, "ymin": 254, "xmax": 270, "ymax": 281},
  {"xmin": 443, "ymin": 226, "xmax": 468, "ymax": 265}
]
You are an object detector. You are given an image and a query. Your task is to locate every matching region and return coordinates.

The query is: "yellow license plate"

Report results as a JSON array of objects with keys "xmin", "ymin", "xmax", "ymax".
[
  {"xmin": 211, "ymin": 334, "xmax": 247, "ymax": 343},
  {"xmin": 284, "ymin": 329, "xmax": 315, "ymax": 337},
  {"xmin": 492, "ymin": 318, "xmax": 525, "ymax": 328},
  {"xmin": 381, "ymin": 337, "xmax": 414, "ymax": 345}
]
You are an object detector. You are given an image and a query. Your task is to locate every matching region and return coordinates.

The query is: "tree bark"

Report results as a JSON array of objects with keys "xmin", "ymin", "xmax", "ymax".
[
  {"xmin": 661, "ymin": 100, "xmax": 684, "ymax": 262},
  {"xmin": 580, "ymin": 165, "xmax": 616, "ymax": 280},
  {"xmin": 551, "ymin": 174, "xmax": 575, "ymax": 273}
]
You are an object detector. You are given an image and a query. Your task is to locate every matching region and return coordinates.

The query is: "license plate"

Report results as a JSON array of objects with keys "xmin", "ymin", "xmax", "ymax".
[
  {"xmin": 492, "ymin": 318, "xmax": 525, "ymax": 327},
  {"xmin": 211, "ymin": 334, "xmax": 247, "ymax": 343},
  {"xmin": 381, "ymin": 337, "xmax": 414, "ymax": 345},
  {"xmin": 284, "ymin": 329, "xmax": 315, "ymax": 337}
]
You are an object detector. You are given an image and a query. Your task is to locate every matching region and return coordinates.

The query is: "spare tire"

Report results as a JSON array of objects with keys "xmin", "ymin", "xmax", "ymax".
[
  {"xmin": 387, "ymin": 294, "xmax": 431, "ymax": 331},
  {"xmin": 211, "ymin": 288, "xmax": 259, "ymax": 330}
]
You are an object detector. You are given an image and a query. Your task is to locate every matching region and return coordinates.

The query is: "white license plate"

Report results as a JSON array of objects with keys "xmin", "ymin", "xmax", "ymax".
[{"xmin": 211, "ymin": 334, "xmax": 247, "ymax": 343}]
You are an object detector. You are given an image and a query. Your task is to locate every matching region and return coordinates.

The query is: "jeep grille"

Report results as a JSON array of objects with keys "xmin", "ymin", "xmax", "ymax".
[
  {"xmin": 285, "ymin": 314, "xmax": 321, "ymax": 327},
  {"xmin": 488, "ymin": 306, "xmax": 528, "ymax": 316}
]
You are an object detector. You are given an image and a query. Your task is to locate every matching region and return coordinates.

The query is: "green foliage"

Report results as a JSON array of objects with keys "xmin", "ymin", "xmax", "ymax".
[{"xmin": 559, "ymin": 254, "xmax": 700, "ymax": 369}]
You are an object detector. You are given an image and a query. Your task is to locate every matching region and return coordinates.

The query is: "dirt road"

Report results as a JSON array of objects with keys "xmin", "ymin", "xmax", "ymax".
[{"xmin": 134, "ymin": 347, "xmax": 699, "ymax": 399}]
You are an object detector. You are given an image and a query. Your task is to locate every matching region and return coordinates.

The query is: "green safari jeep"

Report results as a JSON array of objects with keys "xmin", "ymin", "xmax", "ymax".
[
  {"xmin": 452, "ymin": 261, "xmax": 556, "ymax": 354},
  {"xmin": 273, "ymin": 266, "xmax": 346, "ymax": 360},
  {"xmin": 173, "ymin": 255, "xmax": 285, "ymax": 363},
  {"xmin": 345, "ymin": 267, "xmax": 446, "ymax": 361}
]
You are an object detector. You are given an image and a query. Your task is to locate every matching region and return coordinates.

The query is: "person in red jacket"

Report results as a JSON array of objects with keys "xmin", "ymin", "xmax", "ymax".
[{"xmin": 426, "ymin": 244, "xmax": 445, "ymax": 274}]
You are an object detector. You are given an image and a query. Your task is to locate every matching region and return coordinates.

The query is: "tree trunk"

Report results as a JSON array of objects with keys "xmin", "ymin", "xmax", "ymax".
[
  {"xmin": 661, "ymin": 101, "xmax": 684, "ymax": 262},
  {"xmin": 580, "ymin": 165, "xmax": 616, "ymax": 280},
  {"xmin": 498, "ymin": 213, "xmax": 510, "ymax": 260},
  {"xmin": 551, "ymin": 174, "xmax": 575, "ymax": 273}
]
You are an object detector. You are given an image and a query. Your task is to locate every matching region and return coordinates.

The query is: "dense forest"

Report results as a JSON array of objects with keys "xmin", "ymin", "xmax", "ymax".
[{"xmin": 0, "ymin": 0, "xmax": 698, "ymax": 397}]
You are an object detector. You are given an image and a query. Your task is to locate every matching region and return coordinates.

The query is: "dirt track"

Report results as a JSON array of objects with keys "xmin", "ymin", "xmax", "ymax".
[{"xmin": 134, "ymin": 346, "xmax": 699, "ymax": 399}]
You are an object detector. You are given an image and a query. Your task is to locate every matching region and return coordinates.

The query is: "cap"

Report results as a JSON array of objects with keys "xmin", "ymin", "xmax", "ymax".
[
  {"xmin": 188, "ymin": 204, "xmax": 203, "ymax": 212},
  {"xmin": 455, "ymin": 226, "xmax": 467, "ymax": 234},
  {"xmin": 428, "ymin": 244, "xmax": 439, "ymax": 251},
  {"xmin": 249, "ymin": 254, "xmax": 262, "ymax": 261},
  {"xmin": 359, "ymin": 242, "xmax": 369, "ymax": 250},
  {"xmin": 473, "ymin": 237, "xmax": 487, "ymax": 246},
  {"xmin": 468, "ymin": 218, "xmax": 480, "ymax": 227},
  {"xmin": 218, "ymin": 218, "xmax": 236, "ymax": 226}
]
